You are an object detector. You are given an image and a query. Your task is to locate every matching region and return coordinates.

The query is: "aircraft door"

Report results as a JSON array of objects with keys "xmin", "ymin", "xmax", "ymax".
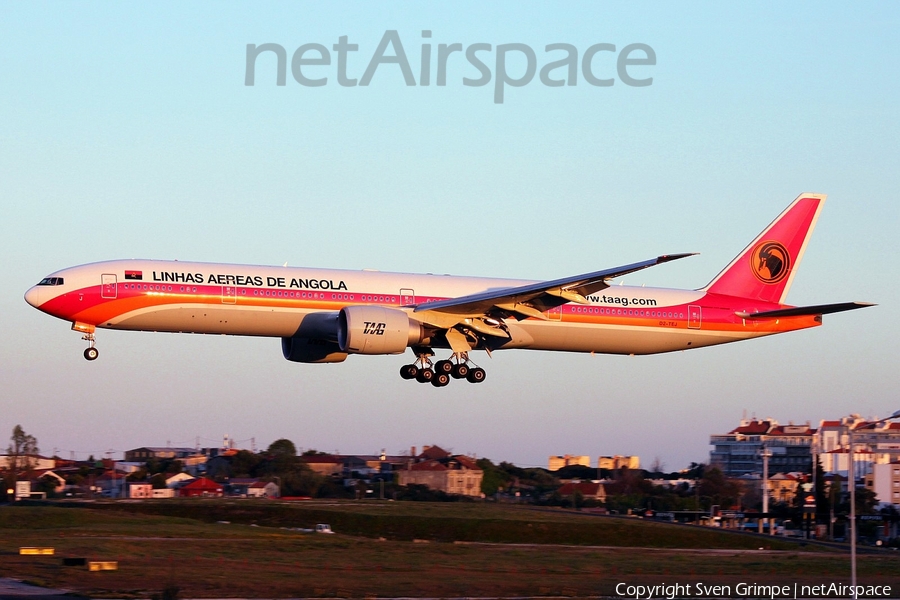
[
  {"xmin": 222, "ymin": 285, "xmax": 237, "ymax": 304},
  {"xmin": 400, "ymin": 288, "xmax": 415, "ymax": 306},
  {"xmin": 547, "ymin": 305, "xmax": 562, "ymax": 320},
  {"xmin": 688, "ymin": 305, "xmax": 702, "ymax": 329},
  {"xmin": 101, "ymin": 274, "xmax": 117, "ymax": 299}
]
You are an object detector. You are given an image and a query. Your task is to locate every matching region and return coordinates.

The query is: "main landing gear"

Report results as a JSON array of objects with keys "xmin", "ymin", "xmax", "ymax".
[
  {"xmin": 399, "ymin": 352, "xmax": 486, "ymax": 387},
  {"xmin": 82, "ymin": 333, "xmax": 99, "ymax": 361}
]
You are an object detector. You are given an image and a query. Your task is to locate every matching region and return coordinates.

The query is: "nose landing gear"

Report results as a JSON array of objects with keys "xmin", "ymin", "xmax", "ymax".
[
  {"xmin": 400, "ymin": 351, "xmax": 485, "ymax": 386},
  {"xmin": 82, "ymin": 333, "xmax": 98, "ymax": 361}
]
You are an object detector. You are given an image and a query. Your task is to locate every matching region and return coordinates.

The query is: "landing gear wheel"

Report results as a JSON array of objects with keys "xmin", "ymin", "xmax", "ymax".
[
  {"xmin": 451, "ymin": 363, "xmax": 469, "ymax": 379},
  {"xmin": 415, "ymin": 368, "xmax": 434, "ymax": 383},
  {"xmin": 466, "ymin": 367, "xmax": 486, "ymax": 384},
  {"xmin": 434, "ymin": 360, "xmax": 453, "ymax": 375},
  {"xmin": 81, "ymin": 332, "xmax": 98, "ymax": 361},
  {"xmin": 400, "ymin": 364, "xmax": 418, "ymax": 380},
  {"xmin": 431, "ymin": 372, "xmax": 451, "ymax": 387}
]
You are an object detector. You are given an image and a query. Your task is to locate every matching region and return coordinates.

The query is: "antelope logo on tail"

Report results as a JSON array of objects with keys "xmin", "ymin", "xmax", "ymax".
[{"xmin": 751, "ymin": 241, "xmax": 790, "ymax": 284}]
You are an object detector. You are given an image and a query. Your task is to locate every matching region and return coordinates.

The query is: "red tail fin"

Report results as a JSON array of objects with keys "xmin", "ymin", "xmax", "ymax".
[{"xmin": 702, "ymin": 193, "xmax": 825, "ymax": 304}]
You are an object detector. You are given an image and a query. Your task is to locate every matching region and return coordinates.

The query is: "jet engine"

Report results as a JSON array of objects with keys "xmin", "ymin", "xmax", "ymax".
[
  {"xmin": 337, "ymin": 306, "xmax": 425, "ymax": 355},
  {"xmin": 281, "ymin": 336, "xmax": 347, "ymax": 363},
  {"xmin": 281, "ymin": 312, "xmax": 347, "ymax": 363}
]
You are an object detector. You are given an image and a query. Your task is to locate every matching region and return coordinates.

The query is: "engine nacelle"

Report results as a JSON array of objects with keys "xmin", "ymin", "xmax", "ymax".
[
  {"xmin": 282, "ymin": 336, "xmax": 347, "ymax": 363},
  {"xmin": 281, "ymin": 312, "xmax": 347, "ymax": 363},
  {"xmin": 337, "ymin": 306, "xmax": 424, "ymax": 355}
]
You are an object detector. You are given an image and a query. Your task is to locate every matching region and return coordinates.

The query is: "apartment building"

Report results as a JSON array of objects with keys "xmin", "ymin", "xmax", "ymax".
[
  {"xmin": 548, "ymin": 455, "xmax": 591, "ymax": 470},
  {"xmin": 598, "ymin": 455, "xmax": 640, "ymax": 470},
  {"xmin": 864, "ymin": 462, "xmax": 900, "ymax": 507},
  {"xmin": 710, "ymin": 414, "xmax": 900, "ymax": 482},
  {"xmin": 709, "ymin": 419, "xmax": 815, "ymax": 477}
]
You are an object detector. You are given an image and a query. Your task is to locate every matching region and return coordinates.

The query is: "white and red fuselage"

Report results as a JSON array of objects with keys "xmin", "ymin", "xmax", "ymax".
[
  {"xmin": 24, "ymin": 194, "xmax": 871, "ymax": 380},
  {"xmin": 24, "ymin": 259, "xmax": 816, "ymax": 353}
]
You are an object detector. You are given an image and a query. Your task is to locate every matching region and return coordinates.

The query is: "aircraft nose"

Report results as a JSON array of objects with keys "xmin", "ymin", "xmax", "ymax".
[{"xmin": 24, "ymin": 286, "xmax": 44, "ymax": 308}]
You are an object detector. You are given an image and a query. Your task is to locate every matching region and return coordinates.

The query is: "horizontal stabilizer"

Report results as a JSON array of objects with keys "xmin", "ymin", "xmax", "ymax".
[{"xmin": 736, "ymin": 302, "xmax": 875, "ymax": 320}]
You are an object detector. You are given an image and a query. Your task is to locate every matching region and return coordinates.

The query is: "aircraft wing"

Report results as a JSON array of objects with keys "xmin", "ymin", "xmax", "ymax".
[{"xmin": 413, "ymin": 254, "xmax": 695, "ymax": 322}]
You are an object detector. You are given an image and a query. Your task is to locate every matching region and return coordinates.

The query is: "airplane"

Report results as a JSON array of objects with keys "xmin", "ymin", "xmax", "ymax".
[{"xmin": 25, "ymin": 193, "xmax": 872, "ymax": 387}]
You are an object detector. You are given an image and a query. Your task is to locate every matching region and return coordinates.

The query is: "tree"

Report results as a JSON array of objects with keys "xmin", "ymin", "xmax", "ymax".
[
  {"xmin": 813, "ymin": 457, "xmax": 829, "ymax": 524},
  {"xmin": 476, "ymin": 458, "xmax": 512, "ymax": 496},
  {"xmin": 268, "ymin": 439, "xmax": 297, "ymax": 456},
  {"xmin": 572, "ymin": 488, "xmax": 585, "ymax": 510},
  {"xmin": 35, "ymin": 474, "xmax": 60, "ymax": 498},
  {"xmin": 741, "ymin": 479, "xmax": 762, "ymax": 510},
  {"xmin": 608, "ymin": 467, "xmax": 652, "ymax": 496},
  {"xmin": 229, "ymin": 450, "xmax": 263, "ymax": 478},
  {"xmin": 6, "ymin": 425, "xmax": 39, "ymax": 472},
  {"xmin": 266, "ymin": 439, "xmax": 301, "ymax": 478},
  {"xmin": 3, "ymin": 426, "xmax": 39, "ymax": 501},
  {"xmin": 555, "ymin": 464, "xmax": 597, "ymax": 480},
  {"xmin": 127, "ymin": 468, "xmax": 149, "ymax": 482},
  {"xmin": 698, "ymin": 466, "xmax": 742, "ymax": 510},
  {"xmin": 683, "ymin": 462, "xmax": 705, "ymax": 479}
]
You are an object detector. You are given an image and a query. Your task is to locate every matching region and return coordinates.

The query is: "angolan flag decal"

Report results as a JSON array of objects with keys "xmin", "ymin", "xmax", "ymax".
[{"xmin": 125, "ymin": 270, "xmax": 143, "ymax": 280}]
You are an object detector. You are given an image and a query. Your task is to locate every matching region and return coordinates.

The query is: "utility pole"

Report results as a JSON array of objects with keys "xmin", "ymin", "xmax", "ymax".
[
  {"xmin": 694, "ymin": 481, "xmax": 700, "ymax": 524},
  {"xmin": 812, "ymin": 434, "xmax": 818, "ymax": 538},
  {"xmin": 850, "ymin": 423, "xmax": 857, "ymax": 598},
  {"xmin": 759, "ymin": 446, "xmax": 772, "ymax": 534},
  {"xmin": 106, "ymin": 450, "xmax": 116, "ymax": 499}
]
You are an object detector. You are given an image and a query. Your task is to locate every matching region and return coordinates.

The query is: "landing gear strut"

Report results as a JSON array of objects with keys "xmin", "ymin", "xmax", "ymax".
[
  {"xmin": 82, "ymin": 333, "xmax": 98, "ymax": 361},
  {"xmin": 399, "ymin": 350, "xmax": 436, "ymax": 384},
  {"xmin": 400, "ymin": 351, "xmax": 485, "ymax": 386}
]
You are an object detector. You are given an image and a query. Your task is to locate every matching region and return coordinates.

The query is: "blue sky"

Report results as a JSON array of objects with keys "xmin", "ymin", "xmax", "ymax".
[{"xmin": 1, "ymin": 3, "xmax": 897, "ymax": 470}]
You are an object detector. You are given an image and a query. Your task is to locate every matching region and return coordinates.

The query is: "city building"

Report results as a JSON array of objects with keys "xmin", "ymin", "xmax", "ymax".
[
  {"xmin": 548, "ymin": 455, "xmax": 590, "ymax": 470},
  {"xmin": 227, "ymin": 478, "xmax": 280, "ymax": 498},
  {"xmin": 247, "ymin": 481, "xmax": 279, "ymax": 498},
  {"xmin": 820, "ymin": 416, "xmax": 900, "ymax": 477},
  {"xmin": 397, "ymin": 445, "xmax": 483, "ymax": 497},
  {"xmin": 864, "ymin": 462, "xmax": 900, "ymax": 507},
  {"xmin": 124, "ymin": 447, "xmax": 198, "ymax": 461},
  {"xmin": 557, "ymin": 481, "xmax": 610, "ymax": 502},
  {"xmin": 164, "ymin": 472, "xmax": 196, "ymax": 489},
  {"xmin": 711, "ymin": 414, "xmax": 900, "ymax": 486},
  {"xmin": 598, "ymin": 455, "xmax": 640, "ymax": 470},
  {"xmin": 709, "ymin": 419, "xmax": 815, "ymax": 477},
  {"xmin": 302, "ymin": 454, "xmax": 344, "ymax": 476},
  {"xmin": 94, "ymin": 470, "xmax": 127, "ymax": 498},
  {"xmin": 128, "ymin": 483, "xmax": 153, "ymax": 499},
  {"xmin": 179, "ymin": 477, "xmax": 224, "ymax": 497},
  {"xmin": 123, "ymin": 446, "xmax": 209, "ymax": 475},
  {"xmin": 0, "ymin": 454, "xmax": 56, "ymax": 471},
  {"xmin": 767, "ymin": 472, "xmax": 802, "ymax": 504}
]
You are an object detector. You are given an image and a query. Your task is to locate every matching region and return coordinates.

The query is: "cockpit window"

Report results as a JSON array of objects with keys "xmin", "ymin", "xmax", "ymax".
[{"xmin": 37, "ymin": 277, "xmax": 64, "ymax": 286}]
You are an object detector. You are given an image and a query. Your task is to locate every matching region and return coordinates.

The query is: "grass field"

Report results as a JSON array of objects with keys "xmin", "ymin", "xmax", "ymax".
[
  {"xmin": 62, "ymin": 499, "xmax": 811, "ymax": 549},
  {"xmin": 1, "ymin": 501, "xmax": 898, "ymax": 598}
]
